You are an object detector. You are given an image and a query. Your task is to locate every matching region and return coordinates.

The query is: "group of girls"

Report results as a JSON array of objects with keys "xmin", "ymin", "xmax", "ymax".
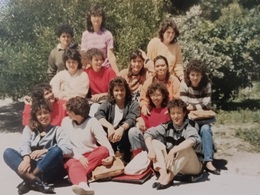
[{"xmin": 3, "ymin": 3, "xmax": 220, "ymax": 195}]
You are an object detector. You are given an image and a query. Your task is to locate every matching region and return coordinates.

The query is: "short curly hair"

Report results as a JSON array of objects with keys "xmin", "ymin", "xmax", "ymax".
[
  {"xmin": 184, "ymin": 59, "xmax": 209, "ymax": 90},
  {"xmin": 158, "ymin": 18, "xmax": 180, "ymax": 44},
  {"xmin": 167, "ymin": 99, "xmax": 187, "ymax": 115},
  {"xmin": 56, "ymin": 23, "xmax": 74, "ymax": 37},
  {"xmin": 66, "ymin": 96, "xmax": 90, "ymax": 118}
]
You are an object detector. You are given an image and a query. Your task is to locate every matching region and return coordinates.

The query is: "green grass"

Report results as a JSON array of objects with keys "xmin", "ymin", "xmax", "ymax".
[
  {"xmin": 216, "ymin": 81, "xmax": 260, "ymax": 150},
  {"xmin": 235, "ymin": 126, "xmax": 260, "ymax": 152}
]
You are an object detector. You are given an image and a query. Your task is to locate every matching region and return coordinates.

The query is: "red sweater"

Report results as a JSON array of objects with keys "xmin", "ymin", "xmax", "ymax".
[
  {"xmin": 85, "ymin": 67, "xmax": 116, "ymax": 95},
  {"xmin": 142, "ymin": 107, "xmax": 170, "ymax": 128},
  {"xmin": 22, "ymin": 99, "xmax": 67, "ymax": 126}
]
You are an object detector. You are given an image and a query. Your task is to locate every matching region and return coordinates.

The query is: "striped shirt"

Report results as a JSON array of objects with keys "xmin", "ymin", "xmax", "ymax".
[{"xmin": 180, "ymin": 81, "xmax": 211, "ymax": 110}]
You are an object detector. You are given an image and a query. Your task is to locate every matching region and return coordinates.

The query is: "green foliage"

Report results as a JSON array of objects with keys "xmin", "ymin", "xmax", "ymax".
[
  {"xmin": 0, "ymin": 0, "xmax": 259, "ymax": 104},
  {"xmin": 176, "ymin": 4, "xmax": 260, "ymax": 102}
]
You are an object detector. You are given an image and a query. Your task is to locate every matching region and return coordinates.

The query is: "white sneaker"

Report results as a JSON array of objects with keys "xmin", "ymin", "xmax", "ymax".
[{"xmin": 72, "ymin": 182, "xmax": 94, "ymax": 195}]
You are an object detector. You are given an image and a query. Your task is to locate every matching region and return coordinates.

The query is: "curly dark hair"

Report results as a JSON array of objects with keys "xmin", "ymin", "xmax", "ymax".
[
  {"xmin": 127, "ymin": 49, "xmax": 145, "ymax": 77},
  {"xmin": 66, "ymin": 96, "xmax": 90, "ymax": 118},
  {"xmin": 158, "ymin": 18, "xmax": 180, "ymax": 44},
  {"xmin": 86, "ymin": 4, "xmax": 106, "ymax": 32},
  {"xmin": 184, "ymin": 59, "xmax": 210, "ymax": 90},
  {"xmin": 108, "ymin": 77, "xmax": 132, "ymax": 104},
  {"xmin": 153, "ymin": 55, "xmax": 170, "ymax": 82},
  {"xmin": 146, "ymin": 82, "xmax": 169, "ymax": 108},
  {"xmin": 167, "ymin": 99, "xmax": 187, "ymax": 116},
  {"xmin": 63, "ymin": 49, "xmax": 82, "ymax": 69},
  {"xmin": 56, "ymin": 23, "xmax": 74, "ymax": 37},
  {"xmin": 29, "ymin": 100, "xmax": 52, "ymax": 132},
  {"xmin": 30, "ymin": 83, "xmax": 52, "ymax": 103}
]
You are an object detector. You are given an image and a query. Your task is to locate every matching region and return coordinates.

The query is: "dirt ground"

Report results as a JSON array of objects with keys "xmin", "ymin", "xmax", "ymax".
[{"xmin": 1, "ymin": 99, "xmax": 260, "ymax": 176}]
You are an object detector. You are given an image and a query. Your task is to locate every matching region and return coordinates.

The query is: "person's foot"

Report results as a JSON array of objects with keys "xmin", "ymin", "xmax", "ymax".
[
  {"xmin": 205, "ymin": 161, "xmax": 220, "ymax": 175},
  {"xmin": 17, "ymin": 180, "xmax": 31, "ymax": 194},
  {"xmin": 31, "ymin": 177, "xmax": 55, "ymax": 194},
  {"xmin": 72, "ymin": 182, "xmax": 94, "ymax": 195},
  {"xmin": 156, "ymin": 171, "xmax": 174, "ymax": 190}
]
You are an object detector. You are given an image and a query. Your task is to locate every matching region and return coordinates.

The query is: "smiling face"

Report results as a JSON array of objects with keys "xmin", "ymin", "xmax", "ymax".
[
  {"xmin": 169, "ymin": 106, "xmax": 186, "ymax": 127},
  {"xmin": 130, "ymin": 56, "xmax": 144, "ymax": 75},
  {"xmin": 43, "ymin": 89, "xmax": 55, "ymax": 104},
  {"xmin": 150, "ymin": 89, "xmax": 163, "ymax": 108},
  {"xmin": 162, "ymin": 27, "xmax": 175, "ymax": 45},
  {"xmin": 66, "ymin": 58, "xmax": 79, "ymax": 75},
  {"xmin": 91, "ymin": 55, "xmax": 103, "ymax": 72},
  {"xmin": 36, "ymin": 109, "xmax": 51, "ymax": 128},
  {"xmin": 113, "ymin": 85, "xmax": 126, "ymax": 103},
  {"xmin": 154, "ymin": 59, "xmax": 168, "ymax": 79},
  {"xmin": 189, "ymin": 70, "xmax": 202, "ymax": 88},
  {"xmin": 58, "ymin": 32, "xmax": 72, "ymax": 49}
]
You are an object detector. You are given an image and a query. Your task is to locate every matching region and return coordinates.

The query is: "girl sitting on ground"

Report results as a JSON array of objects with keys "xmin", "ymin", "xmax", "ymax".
[
  {"xmin": 62, "ymin": 97, "xmax": 115, "ymax": 195},
  {"xmin": 128, "ymin": 82, "xmax": 170, "ymax": 157},
  {"xmin": 144, "ymin": 99, "xmax": 203, "ymax": 190},
  {"xmin": 95, "ymin": 77, "xmax": 140, "ymax": 163},
  {"xmin": 3, "ymin": 101, "xmax": 72, "ymax": 194}
]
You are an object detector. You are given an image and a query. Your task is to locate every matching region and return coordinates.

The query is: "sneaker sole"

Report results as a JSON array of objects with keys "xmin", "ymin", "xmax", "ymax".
[{"xmin": 72, "ymin": 185, "xmax": 94, "ymax": 195}]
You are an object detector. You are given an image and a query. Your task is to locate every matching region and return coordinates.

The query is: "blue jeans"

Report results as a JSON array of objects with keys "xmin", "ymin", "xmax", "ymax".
[
  {"xmin": 3, "ymin": 146, "xmax": 65, "ymax": 183},
  {"xmin": 128, "ymin": 127, "xmax": 146, "ymax": 150},
  {"xmin": 199, "ymin": 124, "xmax": 214, "ymax": 162}
]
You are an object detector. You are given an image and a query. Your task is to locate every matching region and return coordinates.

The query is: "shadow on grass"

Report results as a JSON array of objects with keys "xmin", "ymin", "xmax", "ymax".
[
  {"xmin": 0, "ymin": 101, "xmax": 23, "ymax": 133},
  {"xmin": 219, "ymin": 99, "xmax": 260, "ymax": 111}
]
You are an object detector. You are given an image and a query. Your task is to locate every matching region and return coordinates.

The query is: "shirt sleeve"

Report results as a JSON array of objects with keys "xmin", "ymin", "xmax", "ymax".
[
  {"xmin": 19, "ymin": 126, "xmax": 33, "ymax": 156},
  {"xmin": 55, "ymin": 126, "xmax": 73, "ymax": 158},
  {"xmin": 105, "ymin": 30, "xmax": 114, "ymax": 50},
  {"xmin": 50, "ymin": 72, "xmax": 63, "ymax": 99},
  {"xmin": 47, "ymin": 49, "xmax": 57, "ymax": 80},
  {"xmin": 81, "ymin": 31, "xmax": 88, "ymax": 51},
  {"xmin": 91, "ymin": 118, "xmax": 115, "ymax": 156},
  {"xmin": 123, "ymin": 100, "xmax": 140, "ymax": 128}
]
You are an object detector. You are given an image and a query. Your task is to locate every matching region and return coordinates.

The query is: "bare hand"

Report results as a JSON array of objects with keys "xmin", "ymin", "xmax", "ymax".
[
  {"xmin": 18, "ymin": 159, "xmax": 31, "ymax": 173},
  {"xmin": 138, "ymin": 118, "xmax": 147, "ymax": 132},
  {"xmin": 91, "ymin": 94, "xmax": 104, "ymax": 102},
  {"xmin": 187, "ymin": 104, "xmax": 194, "ymax": 111},
  {"xmin": 112, "ymin": 127, "xmax": 124, "ymax": 143},
  {"xmin": 79, "ymin": 156, "xmax": 89, "ymax": 168},
  {"xmin": 166, "ymin": 149, "xmax": 178, "ymax": 169},
  {"xmin": 107, "ymin": 126, "xmax": 116, "ymax": 142},
  {"xmin": 139, "ymin": 49, "xmax": 148, "ymax": 61},
  {"xmin": 101, "ymin": 156, "xmax": 114, "ymax": 166},
  {"xmin": 30, "ymin": 149, "xmax": 47, "ymax": 160},
  {"xmin": 141, "ymin": 105, "xmax": 150, "ymax": 116}
]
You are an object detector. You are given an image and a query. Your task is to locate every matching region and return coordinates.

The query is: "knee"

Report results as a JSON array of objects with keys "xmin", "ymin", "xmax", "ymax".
[
  {"xmin": 98, "ymin": 146, "xmax": 109, "ymax": 158},
  {"xmin": 49, "ymin": 146, "xmax": 63, "ymax": 159},
  {"xmin": 128, "ymin": 127, "xmax": 139, "ymax": 140},
  {"xmin": 3, "ymin": 148, "xmax": 15, "ymax": 161},
  {"xmin": 200, "ymin": 125, "xmax": 212, "ymax": 135}
]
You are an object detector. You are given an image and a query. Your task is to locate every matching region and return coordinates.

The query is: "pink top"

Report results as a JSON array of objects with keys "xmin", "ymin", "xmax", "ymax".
[
  {"xmin": 142, "ymin": 107, "xmax": 170, "ymax": 128},
  {"xmin": 22, "ymin": 99, "xmax": 67, "ymax": 127},
  {"xmin": 81, "ymin": 29, "xmax": 114, "ymax": 67},
  {"xmin": 85, "ymin": 67, "xmax": 116, "ymax": 95}
]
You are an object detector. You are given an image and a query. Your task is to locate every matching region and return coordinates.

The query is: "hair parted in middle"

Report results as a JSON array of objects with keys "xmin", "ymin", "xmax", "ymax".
[
  {"xmin": 108, "ymin": 77, "xmax": 132, "ymax": 104},
  {"xmin": 127, "ymin": 49, "xmax": 145, "ymax": 77},
  {"xmin": 153, "ymin": 55, "xmax": 170, "ymax": 81},
  {"xmin": 158, "ymin": 18, "xmax": 180, "ymax": 44},
  {"xmin": 146, "ymin": 82, "xmax": 169, "ymax": 108},
  {"xmin": 86, "ymin": 4, "xmax": 106, "ymax": 32}
]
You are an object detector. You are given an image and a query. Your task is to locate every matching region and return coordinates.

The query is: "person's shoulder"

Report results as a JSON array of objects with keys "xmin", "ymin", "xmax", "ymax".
[
  {"xmin": 103, "ymin": 29, "xmax": 113, "ymax": 36},
  {"xmin": 118, "ymin": 68, "xmax": 128, "ymax": 77},
  {"xmin": 82, "ymin": 30, "xmax": 90, "ymax": 36}
]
